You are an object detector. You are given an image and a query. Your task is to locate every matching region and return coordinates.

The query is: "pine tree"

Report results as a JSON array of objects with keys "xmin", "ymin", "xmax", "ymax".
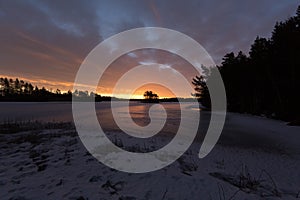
[{"xmin": 192, "ymin": 74, "xmax": 210, "ymax": 109}]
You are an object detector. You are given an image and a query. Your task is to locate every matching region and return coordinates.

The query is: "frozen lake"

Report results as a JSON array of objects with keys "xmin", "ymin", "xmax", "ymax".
[
  {"xmin": 0, "ymin": 101, "xmax": 299, "ymax": 153},
  {"xmin": 0, "ymin": 102, "xmax": 185, "ymax": 123},
  {"xmin": 0, "ymin": 102, "xmax": 188, "ymax": 135}
]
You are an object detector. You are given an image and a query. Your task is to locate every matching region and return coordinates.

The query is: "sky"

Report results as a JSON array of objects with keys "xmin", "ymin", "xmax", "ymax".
[{"xmin": 0, "ymin": 0, "xmax": 299, "ymax": 98}]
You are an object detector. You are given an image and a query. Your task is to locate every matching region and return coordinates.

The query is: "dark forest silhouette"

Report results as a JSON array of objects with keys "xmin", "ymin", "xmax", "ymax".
[
  {"xmin": 0, "ymin": 77, "xmax": 112, "ymax": 102},
  {"xmin": 194, "ymin": 5, "xmax": 300, "ymax": 121}
]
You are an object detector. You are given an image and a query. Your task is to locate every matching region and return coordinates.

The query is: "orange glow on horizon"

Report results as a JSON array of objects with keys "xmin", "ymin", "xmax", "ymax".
[
  {"xmin": 0, "ymin": 74, "xmax": 190, "ymax": 98},
  {"xmin": 131, "ymin": 84, "xmax": 177, "ymax": 99}
]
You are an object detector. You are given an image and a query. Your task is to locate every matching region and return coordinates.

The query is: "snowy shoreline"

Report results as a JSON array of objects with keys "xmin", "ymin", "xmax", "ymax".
[{"xmin": 1, "ymin": 111, "xmax": 300, "ymax": 200}]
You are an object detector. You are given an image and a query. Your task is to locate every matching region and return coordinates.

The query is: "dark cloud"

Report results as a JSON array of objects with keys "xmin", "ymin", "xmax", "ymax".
[
  {"xmin": 0, "ymin": 0, "xmax": 299, "ymax": 91},
  {"xmin": 153, "ymin": 0, "xmax": 299, "ymax": 62}
]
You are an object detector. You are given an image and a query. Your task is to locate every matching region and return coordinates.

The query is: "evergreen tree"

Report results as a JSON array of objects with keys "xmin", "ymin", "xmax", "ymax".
[{"xmin": 192, "ymin": 66, "xmax": 211, "ymax": 108}]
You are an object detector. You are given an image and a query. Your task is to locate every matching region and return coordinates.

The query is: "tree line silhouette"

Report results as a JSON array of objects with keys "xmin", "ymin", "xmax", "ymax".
[
  {"xmin": 0, "ymin": 77, "xmax": 113, "ymax": 101},
  {"xmin": 194, "ymin": 5, "xmax": 300, "ymax": 121}
]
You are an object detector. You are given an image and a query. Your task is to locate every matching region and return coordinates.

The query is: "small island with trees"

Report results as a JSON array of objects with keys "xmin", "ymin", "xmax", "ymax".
[{"xmin": 142, "ymin": 90, "xmax": 159, "ymax": 103}]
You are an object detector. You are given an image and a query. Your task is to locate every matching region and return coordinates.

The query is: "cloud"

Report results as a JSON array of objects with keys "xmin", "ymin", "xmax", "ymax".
[
  {"xmin": 0, "ymin": 0, "xmax": 299, "ymax": 93},
  {"xmin": 138, "ymin": 61, "xmax": 180, "ymax": 75}
]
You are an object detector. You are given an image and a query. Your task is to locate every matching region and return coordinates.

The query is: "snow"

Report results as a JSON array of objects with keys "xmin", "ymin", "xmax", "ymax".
[{"xmin": 0, "ymin": 102, "xmax": 300, "ymax": 199}]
